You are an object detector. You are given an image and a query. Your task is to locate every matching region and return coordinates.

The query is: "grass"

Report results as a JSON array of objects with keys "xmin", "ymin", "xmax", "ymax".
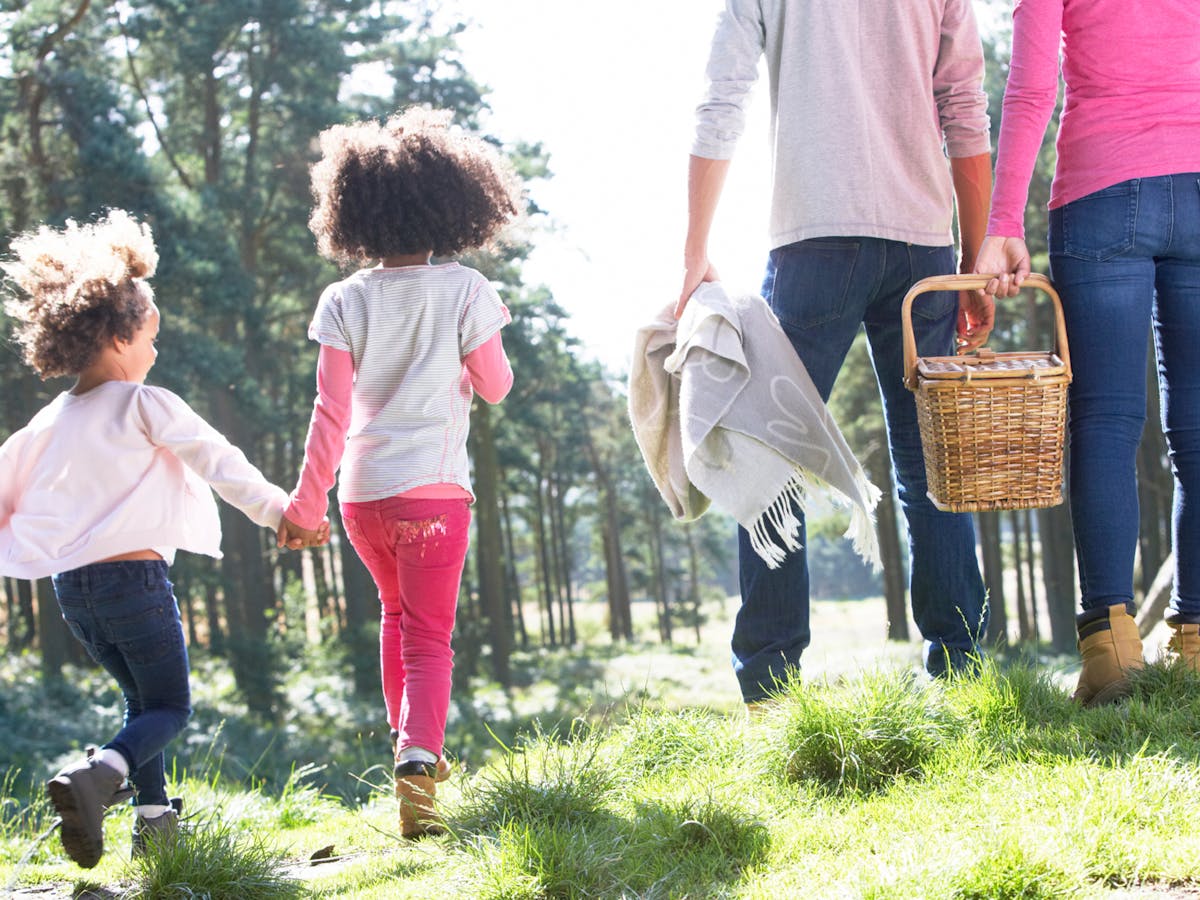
[
  {"xmin": 124, "ymin": 814, "xmax": 303, "ymax": 900},
  {"xmin": 3, "ymin": 598, "xmax": 1200, "ymax": 897}
]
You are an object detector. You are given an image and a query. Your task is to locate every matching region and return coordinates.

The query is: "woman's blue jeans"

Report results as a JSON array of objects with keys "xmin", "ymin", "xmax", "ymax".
[
  {"xmin": 733, "ymin": 237, "xmax": 988, "ymax": 702},
  {"xmin": 1049, "ymin": 173, "xmax": 1200, "ymax": 621},
  {"xmin": 52, "ymin": 561, "xmax": 192, "ymax": 806}
]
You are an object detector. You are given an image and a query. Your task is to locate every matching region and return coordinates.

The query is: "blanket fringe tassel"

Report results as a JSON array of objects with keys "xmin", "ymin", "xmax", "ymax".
[{"xmin": 748, "ymin": 469, "xmax": 883, "ymax": 571}]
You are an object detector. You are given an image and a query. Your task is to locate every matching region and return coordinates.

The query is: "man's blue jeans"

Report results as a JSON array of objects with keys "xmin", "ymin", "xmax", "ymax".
[
  {"xmin": 733, "ymin": 237, "xmax": 988, "ymax": 702},
  {"xmin": 1049, "ymin": 174, "xmax": 1200, "ymax": 621},
  {"xmin": 52, "ymin": 561, "xmax": 192, "ymax": 806}
]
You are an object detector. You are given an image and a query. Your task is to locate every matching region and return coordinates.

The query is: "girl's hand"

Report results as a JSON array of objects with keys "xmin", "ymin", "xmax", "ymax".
[{"xmin": 277, "ymin": 514, "xmax": 330, "ymax": 550}]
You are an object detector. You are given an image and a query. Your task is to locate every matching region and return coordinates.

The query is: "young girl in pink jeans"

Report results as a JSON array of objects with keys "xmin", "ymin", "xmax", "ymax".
[{"xmin": 279, "ymin": 107, "xmax": 520, "ymax": 837}]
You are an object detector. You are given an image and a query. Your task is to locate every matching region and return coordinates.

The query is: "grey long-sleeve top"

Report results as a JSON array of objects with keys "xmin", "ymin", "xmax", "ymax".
[{"xmin": 694, "ymin": 0, "xmax": 992, "ymax": 251}]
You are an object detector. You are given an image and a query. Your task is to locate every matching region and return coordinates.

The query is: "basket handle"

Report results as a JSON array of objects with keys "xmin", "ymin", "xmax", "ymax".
[{"xmin": 901, "ymin": 272, "xmax": 1070, "ymax": 390}]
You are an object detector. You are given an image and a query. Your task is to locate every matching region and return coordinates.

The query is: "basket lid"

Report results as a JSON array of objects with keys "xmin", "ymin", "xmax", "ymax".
[{"xmin": 916, "ymin": 349, "xmax": 1067, "ymax": 381}]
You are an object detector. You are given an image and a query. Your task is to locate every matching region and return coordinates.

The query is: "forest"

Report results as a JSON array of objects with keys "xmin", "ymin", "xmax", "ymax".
[{"xmin": 0, "ymin": 0, "xmax": 1178, "ymax": 724}]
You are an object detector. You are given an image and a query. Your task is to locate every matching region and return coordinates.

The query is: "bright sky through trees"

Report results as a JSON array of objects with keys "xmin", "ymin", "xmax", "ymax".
[{"xmin": 457, "ymin": 0, "xmax": 770, "ymax": 374}]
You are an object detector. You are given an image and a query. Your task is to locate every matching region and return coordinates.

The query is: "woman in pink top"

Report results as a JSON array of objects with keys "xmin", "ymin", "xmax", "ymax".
[
  {"xmin": 975, "ymin": 0, "xmax": 1200, "ymax": 705},
  {"xmin": 279, "ymin": 108, "xmax": 520, "ymax": 837}
]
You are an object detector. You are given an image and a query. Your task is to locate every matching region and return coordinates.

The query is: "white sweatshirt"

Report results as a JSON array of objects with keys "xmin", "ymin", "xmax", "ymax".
[
  {"xmin": 0, "ymin": 381, "xmax": 287, "ymax": 579},
  {"xmin": 694, "ymin": 0, "xmax": 992, "ymax": 250}
]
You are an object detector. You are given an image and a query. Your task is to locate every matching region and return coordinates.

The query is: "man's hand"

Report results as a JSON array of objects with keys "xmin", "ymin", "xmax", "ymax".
[
  {"xmin": 677, "ymin": 254, "xmax": 720, "ymax": 319},
  {"xmin": 957, "ymin": 289, "xmax": 995, "ymax": 354},
  {"xmin": 277, "ymin": 515, "xmax": 330, "ymax": 550},
  {"xmin": 973, "ymin": 235, "xmax": 1031, "ymax": 298}
]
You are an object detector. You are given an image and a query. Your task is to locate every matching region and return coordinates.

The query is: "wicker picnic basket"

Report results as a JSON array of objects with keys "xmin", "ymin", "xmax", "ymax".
[{"xmin": 901, "ymin": 272, "xmax": 1071, "ymax": 513}]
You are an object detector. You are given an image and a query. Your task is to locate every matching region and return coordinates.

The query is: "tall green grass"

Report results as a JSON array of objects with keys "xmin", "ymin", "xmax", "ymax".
[{"xmin": 6, "ymin": 650, "xmax": 1200, "ymax": 898}]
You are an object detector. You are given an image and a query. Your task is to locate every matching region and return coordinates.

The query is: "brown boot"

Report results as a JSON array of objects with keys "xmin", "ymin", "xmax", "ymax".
[
  {"xmin": 46, "ymin": 750, "xmax": 133, "ymax": 868},
  {"xmin": 1165, "ymin": 622, "xmax": 1200, "ymax": 671},
  {"xmin": 391, "ymin": 731, "xmax": 452, "ymax": 782},
  {"xmin": 131, "ymin": 797, "xmax": 183, "ymax": 858},
  {"xmin": 1072, "ymin": 603, "xmax": 1144, "ymax": 707},
  {"xmin": 395, "ymin": 760, "xmax": 445, "ymax": 839}
]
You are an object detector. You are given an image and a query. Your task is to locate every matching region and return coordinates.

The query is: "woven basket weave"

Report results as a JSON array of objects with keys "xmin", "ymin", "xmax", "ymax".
[{"xmin": 901, "ymin": 273, "xmax": 1072, "ymax": 513}]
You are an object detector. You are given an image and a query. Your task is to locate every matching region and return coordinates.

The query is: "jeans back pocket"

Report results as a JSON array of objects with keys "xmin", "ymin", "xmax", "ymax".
[
  {"xmin": 766, "ymin": 238, "xmax": 861, "ymax": 330},
  {"xmin": 1052, "ymin": 180, "xmax": 1138, "ymax": 261}
]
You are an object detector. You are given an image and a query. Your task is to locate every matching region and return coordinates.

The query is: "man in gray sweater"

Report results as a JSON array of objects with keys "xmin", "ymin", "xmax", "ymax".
[{"xmin": 680, "ymin": 0, "xmax": 994, "ymax": 704}]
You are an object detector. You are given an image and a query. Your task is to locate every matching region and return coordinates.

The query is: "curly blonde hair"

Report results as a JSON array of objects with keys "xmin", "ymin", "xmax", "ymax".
[
  {"xmin": 308, "ymin": 107, "xmax": 523, "ymax": 264},
  {"xmin": 2, "ymin": 209, "xmax": 158, "ymax": 379}
]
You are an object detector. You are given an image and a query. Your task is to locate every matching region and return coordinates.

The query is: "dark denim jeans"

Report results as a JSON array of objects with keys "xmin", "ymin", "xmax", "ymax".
[
  {"xmin": 1049, "ymin": 173, "xmax": 1200, "ymax": 620},
  {"xmin": 52, "ymin": 561, "xmax": 192, "ymax": 806},
  {"xmin": 733, "ymin": 237, "xmax": 988, "ymax": 701}
]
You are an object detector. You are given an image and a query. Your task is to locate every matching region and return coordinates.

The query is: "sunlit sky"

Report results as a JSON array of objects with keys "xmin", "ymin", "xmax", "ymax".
[
  {"xmin": 455, "ymin": 0, "xmax": 771, "ymax": 375},
  {"xmin": 454, "ymin": 1, "xmax": 1007, "ymax": 376}
]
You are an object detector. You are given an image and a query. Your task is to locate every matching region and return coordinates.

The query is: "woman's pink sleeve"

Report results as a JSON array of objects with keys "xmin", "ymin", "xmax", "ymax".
[
  {"xmin": 465, "ymin": 330, "xmax": 513, "ymax": 404},
  {"xmin": 987, "ymin": 0, "xmax": 1065, "ymax": 238},
  {"xmin": 284, "ymin": 345, "xmax": 354, "ymax": 530}
]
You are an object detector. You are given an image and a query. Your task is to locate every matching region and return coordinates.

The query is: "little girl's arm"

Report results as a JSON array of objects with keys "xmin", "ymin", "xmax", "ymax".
[
  {"xmin": 284, "ymin": 344, "xmax": 353, "ymax": 530},
  {"xmin": 464, "ymin": 330, "xmax": 513, "ymax": 404},
  {"xmin": 137, "ymin": 388, "xmax": 288, "ymax": 528}
]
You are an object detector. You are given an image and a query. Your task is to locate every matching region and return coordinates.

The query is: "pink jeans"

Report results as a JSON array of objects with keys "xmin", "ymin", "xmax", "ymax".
[{"xmin": 340, "ymin": 496, "xmax": 470, "ymax": 757}]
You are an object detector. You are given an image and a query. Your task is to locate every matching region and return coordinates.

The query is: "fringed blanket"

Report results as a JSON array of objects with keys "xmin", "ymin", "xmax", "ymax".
[{"xmin": 629, "ymin": 282, "xmax": 882, "ymax": 570}]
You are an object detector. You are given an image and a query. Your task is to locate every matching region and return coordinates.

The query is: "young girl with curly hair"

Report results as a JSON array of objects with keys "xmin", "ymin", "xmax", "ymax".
[
  {"xmin": 280, "ymin": 107, "xmax": 521, "ymax": 837},
  {"xmin": 0, "ymin": 210, "xmax": 323, "ymax": 867}
]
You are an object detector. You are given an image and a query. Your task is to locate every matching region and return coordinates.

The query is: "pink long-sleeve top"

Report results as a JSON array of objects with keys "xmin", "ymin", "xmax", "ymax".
[
  {"xmin": 285, "ymin": 331, "xmax": 513, "ymax": 530},
  {"xmin": 987, "ymin": 0, "xmax": 1200, "ymax": 239}
]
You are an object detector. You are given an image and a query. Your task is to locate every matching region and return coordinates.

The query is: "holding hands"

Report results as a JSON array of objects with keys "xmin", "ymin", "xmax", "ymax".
[{"xmin": 277, "ymin": 514, "xmax": 330, "ymax": 550}]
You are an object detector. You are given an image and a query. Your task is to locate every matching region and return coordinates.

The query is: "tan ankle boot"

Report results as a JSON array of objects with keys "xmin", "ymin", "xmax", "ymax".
[
  {"xmin": 1072, "ymin": 604, "xmax": 1144, "ymax": 707},
  {"xmin": 1165, "ymin": 622, "xmax": 1200, "ymax": 672},
  {"xmin": 395, "ymin": 761, "xmax": 444, "ymax": 839}
]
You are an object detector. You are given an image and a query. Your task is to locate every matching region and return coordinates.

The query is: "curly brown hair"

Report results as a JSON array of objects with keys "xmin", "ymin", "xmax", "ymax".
[
  {"xmin": 308, "ymin": 107, "xmax": 523, "ymax": 264},
  {"xmin": 2, "ymin": 209, "xmax": 157, "ymax": 379}
]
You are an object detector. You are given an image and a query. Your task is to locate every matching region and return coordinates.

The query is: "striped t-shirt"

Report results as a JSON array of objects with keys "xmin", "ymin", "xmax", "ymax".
[{"xmin": 309, "ymin": 262, "xmax": 510, "ymax": 503}]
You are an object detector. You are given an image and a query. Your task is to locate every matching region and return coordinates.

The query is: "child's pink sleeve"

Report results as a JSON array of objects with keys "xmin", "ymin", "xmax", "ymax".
[
  {"xmin": 465, "ymin": 329, "xmax": 513, "ymax": 404},
  {"xmin": 285, "ymin": 344, "xmax": 354, "ymax": 530}
]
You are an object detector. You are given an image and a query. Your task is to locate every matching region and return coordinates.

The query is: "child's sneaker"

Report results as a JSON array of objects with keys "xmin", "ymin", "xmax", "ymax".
[
  {"xmin": 394, "ymin": 760, "xmax": 445, "ymax": 839},
  {"xmin": 131, "ymin": 797, "xmax": 183, "ymax": 858},
  {"xmin": 46, "ymin": 750, "xmax": 133, "ymax": 868}
]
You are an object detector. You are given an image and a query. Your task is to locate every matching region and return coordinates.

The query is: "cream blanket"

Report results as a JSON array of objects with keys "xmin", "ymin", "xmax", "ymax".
[{"xmin": 629, "ymin": 282, "xmax": 882, "ymax": 569}]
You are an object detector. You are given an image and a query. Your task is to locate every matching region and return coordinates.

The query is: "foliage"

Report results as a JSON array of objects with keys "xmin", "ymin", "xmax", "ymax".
[
  {"xmin": 6, "ymin": 647, "xmax": 1200, "ymax": 897},
  {"xmin": 125, "ymin": 813, "xmax": 305, "ymax": 900}
]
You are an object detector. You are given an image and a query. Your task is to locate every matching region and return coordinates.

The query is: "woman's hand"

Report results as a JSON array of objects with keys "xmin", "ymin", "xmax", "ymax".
[{"xmin": 973, "ymin": 235, "xmax": 1032, "ymax": 297}]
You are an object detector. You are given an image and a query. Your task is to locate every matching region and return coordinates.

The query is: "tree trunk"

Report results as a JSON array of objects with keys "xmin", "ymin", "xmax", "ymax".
[
  {"xmin": 469, "ymin": 403, "xmax": 511, "ymax": 686},
  {"xmin": 1037, "ymin": 498, "xmax": 1077, "ymax": 652},
  {"xmin": 977, "ymin": 512, "xmax": 1005, "ymax": 638},
  {"xmin": 875, "ymin": 469, "xmax": 908, "ymax": 642},
  {"xmin": 582, "ymin": 429, "xmax": 633, "ymax": 642},
  {"xmin": 551, "ymin": 472, "xmax": 577, "ymax": 645},
  {"xmin": 1136, "ymin": 551, "xmax": 1176, "ymax": 637},
  {"xmin": 647, "ymin": 496, "xmax": 672, "ymax": 644},
  {"xmin": 533, "ymin": 476, "xmax": 556, "ymax": 646},
  {"xmin": 500, "ymin": 489, "xmax": 528, "ymax": 649},
  {"xmin": 204, "ymin": 582, "xmax": 224, "ymax": 654},
  {"xmin": 1022, "ymin": 509, "xmax": 1039, "ymax": 642},
  {"xmin": 1003, "ymin": 513, "xmax": 1022, "ymax": 648},
  {"xmin": 14, "ymin": 578, "xmax": 36, "ymax": 650},
  {"xmin": 687, "ymin": 526, "xmax": 703, "ymax": 644},
  {"xmin": 36, "ymin": 577, "xmax": 69, "ymax": 683}
]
